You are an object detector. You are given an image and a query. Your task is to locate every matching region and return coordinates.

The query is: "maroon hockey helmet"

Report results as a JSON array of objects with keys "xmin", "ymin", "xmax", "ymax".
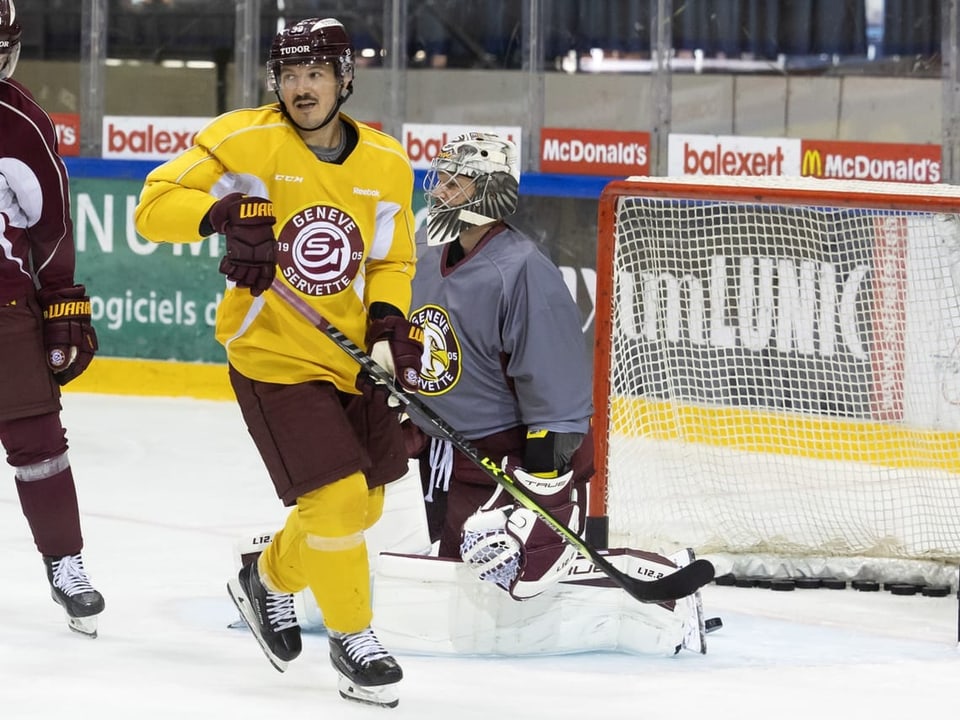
[
  {"xmin": 0, "ymin": 0, "xmax": 22, "ymax": 80},
  {"xmin": 267, "ymin": 17, "xmax": 354, "ymax": 103}
]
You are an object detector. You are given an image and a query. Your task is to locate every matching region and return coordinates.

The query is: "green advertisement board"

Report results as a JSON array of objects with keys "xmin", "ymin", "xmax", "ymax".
[
  {"xmin": 73, "ymin": 177, "xmax": 227, "ymax": 363},
  {"xmin": 68, "ymin": 163, "xmax": 604, "ymax": 365}
]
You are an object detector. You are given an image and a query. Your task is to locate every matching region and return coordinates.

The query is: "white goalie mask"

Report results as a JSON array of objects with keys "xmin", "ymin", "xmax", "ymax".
[{"xmin": 423, "ymin": 133, "xmax": 520, "ymax": 246}]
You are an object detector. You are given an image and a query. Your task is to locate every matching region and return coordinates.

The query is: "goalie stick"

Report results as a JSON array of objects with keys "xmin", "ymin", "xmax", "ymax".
[{"xmin": 270, "ymin": 280, "xmax": 715, "ymax": 604}]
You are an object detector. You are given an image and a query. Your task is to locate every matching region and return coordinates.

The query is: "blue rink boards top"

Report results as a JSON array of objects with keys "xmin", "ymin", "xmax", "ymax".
[{"xmin": 64, "ymin": 157, "xmax": 617, "ymax": 200}]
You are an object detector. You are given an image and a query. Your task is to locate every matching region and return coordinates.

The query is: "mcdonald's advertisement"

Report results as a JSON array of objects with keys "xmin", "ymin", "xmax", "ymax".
[{"xmin": 798, "ymin": 139, "xmax": 941, "ymax": 183}]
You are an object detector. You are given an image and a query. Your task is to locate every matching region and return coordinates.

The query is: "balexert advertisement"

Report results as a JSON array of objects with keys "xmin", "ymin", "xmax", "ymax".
[
  {"xmin": 401, "ymin": 123, "xmax": 523, "ymax": 170},
  {"xmin": 102, "ymin": 116, "xmax": 209, "ymax": 161},
  {"xmin": 668, "ymin": 134, "xmax": 800, "ymax": 177}
]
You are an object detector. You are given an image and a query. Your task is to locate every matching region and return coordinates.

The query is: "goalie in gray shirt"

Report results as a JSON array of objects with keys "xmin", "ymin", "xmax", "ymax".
[{"xmin": 404, "ymin": 132, "xmax": 594, "ymax": 600}]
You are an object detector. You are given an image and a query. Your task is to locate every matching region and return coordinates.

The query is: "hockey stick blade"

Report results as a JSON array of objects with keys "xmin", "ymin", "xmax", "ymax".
[{"xmin": 270, "ymin": 281, "xmax": 714, "ymax": 603}]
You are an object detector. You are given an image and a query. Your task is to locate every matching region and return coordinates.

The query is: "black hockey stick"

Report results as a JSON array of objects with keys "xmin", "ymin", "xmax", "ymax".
[{"xmin": 270, "ymin": 281, "xmax": 714, "ymax": 604}]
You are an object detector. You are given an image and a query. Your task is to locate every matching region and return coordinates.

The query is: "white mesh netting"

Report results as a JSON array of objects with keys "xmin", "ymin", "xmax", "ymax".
[{"xmin": 596, "ymin": 178, "xmax": 960, "ymax": 586}]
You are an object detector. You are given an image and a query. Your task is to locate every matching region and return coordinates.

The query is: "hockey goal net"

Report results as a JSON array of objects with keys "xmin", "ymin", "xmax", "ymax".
[{"xmin": 591, "ymin": 176, "xmax": 960, "ymax": 586}]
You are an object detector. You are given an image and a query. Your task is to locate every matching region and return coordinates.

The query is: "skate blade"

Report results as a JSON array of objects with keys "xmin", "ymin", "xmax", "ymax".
[
  {"xmin": 226, "ymin": 579, "xmax": 288, "ymax": 673},
  {"xmin": 337, "ymin": 675, "xmax": 400, "ymax": 709},
  {"xmin": 66, "ymin": 614, "xmax": 99, "ymax": 638}
]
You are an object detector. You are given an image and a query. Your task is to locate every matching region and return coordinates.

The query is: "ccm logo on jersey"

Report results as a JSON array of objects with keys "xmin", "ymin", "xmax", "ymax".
[{"xmin": 275, "ymin": 174, "xmax": 304, "ymax": 183}]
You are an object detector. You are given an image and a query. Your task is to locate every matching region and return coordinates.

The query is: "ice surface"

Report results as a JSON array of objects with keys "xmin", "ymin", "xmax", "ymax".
[{"xmin": 2, "ymin": 393, "xmax": 957, "ymax": 719}]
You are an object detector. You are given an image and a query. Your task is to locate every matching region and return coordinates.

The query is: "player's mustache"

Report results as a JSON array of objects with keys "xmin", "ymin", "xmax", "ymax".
[{"xmin": 292, "ymin": 94, "xmax": 318, "ymax": 104}]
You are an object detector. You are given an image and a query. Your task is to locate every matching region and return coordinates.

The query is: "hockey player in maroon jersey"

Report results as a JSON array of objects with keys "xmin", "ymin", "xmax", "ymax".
[
  {"xmin": 0, "ymin": 0, "xmax": 104, "ymax": 637},
  {"xmin": 405, "ymin": 132, "xmax": 596, "ymax": 600},
  {"xmin": 135, "ymin": 17, "xmax": 419, "ymax": 708}
]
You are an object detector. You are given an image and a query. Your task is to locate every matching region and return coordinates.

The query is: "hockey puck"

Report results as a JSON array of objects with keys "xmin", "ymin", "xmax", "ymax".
[
  {"xmin": 753, "ymin": 577, "xmax": 773, "ymax": 589},
  {"xmin": 769, "ymin": 578, "xmax": 796, "ymax": 591},
  {"xmin": 821, "ymin": 577, "xmax": 847, "ymax": 590},
  {"xmin": 714, "ymin": 573, "xmax": 737, "ymax": 586},
  {"xmin": 704, "ymin": 617, "xmax": 723, "ymax": 633},
  {"xmin": 888, "ymin": 584, "xmax": 920, "ymax": 596},
  {"xmin": 734, "ymin": 577, "xmax": 758, "ymax": 588},
  {"xmin": 793, "ymin": 577, "xmax": 822, "ymax": 589},
  {"xmin": 852, "ymin": 580, "xmax": 880, "ymax": 592},
  {"xmin": 921, "ymin": 585, "xmax": 952, "ymax": 598}
]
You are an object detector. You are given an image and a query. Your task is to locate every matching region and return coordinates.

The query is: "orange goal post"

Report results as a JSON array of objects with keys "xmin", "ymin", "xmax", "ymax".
[{"xmin": 590, "ymin": 175, "xmax": 960, "ymax": 586}]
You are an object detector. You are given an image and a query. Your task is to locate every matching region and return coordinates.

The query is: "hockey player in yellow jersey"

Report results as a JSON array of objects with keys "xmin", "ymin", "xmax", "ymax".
[{"xmin": 134, "ymin": 17, "xmax": 420, "ymax": 709}]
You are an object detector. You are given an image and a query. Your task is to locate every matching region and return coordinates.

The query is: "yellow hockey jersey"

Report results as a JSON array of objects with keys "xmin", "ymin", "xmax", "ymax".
[{"xmin": 135, "ymin": 106, "xmax": 416, "ymax": 392}]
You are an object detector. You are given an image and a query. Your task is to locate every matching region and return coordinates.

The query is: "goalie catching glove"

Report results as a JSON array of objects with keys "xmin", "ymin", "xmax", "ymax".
[{"xmin": 460, "ymin": 463, "xmax": 581, "ymax": 600}]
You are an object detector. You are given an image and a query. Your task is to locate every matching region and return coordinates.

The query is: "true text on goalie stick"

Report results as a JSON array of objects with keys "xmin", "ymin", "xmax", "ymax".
[{"xmin": 269, "ymin": 279, "xmax": 715, "ymax": 604}]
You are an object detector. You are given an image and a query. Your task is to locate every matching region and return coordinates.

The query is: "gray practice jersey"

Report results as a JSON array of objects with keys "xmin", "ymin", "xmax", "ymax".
[{"xmin": 408, "ymin": 223, "xmax": 593, "ymax": 440}]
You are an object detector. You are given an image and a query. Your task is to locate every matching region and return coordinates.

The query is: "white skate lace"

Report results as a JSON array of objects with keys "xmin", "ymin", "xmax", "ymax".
[
  {"xmin": 265, "ymin": 591, "xmax": 298, "ymax": 632},
  {"xmin": 50, "ymin": 554, "xmax": 95, "ymax": 596},
  {"xmin": 341, "ymin": 628, "xmax": 391, "ymax": 664}
]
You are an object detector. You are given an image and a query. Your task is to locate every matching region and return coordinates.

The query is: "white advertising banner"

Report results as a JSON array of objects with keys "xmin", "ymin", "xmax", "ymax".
[
  {"xmin": 102, "ymin": 115, "xmax": 210, "ymax": 160},
  {"xmin": 401, "ymin": 123, "xmax": 523, "ymax": 170},
  {"xmin": 668, "ymin": 133, "xmax": 802, "ymax": 177}
]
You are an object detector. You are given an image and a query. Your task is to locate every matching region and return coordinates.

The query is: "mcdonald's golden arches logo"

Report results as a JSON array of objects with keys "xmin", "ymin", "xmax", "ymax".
[{"xmin": 802, "ymin": 149, "xmax": 823, "ymax": 177}]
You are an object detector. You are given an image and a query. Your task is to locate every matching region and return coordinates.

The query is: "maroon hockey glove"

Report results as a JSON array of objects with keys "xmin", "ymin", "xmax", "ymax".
[
  {"xmin": 365, "ymin": 315, "xmax": 424, "ymax": 393},
  {"xmin": 37, "ymin": 284, "xmax": 99, "ymax": 386},
  {"xmin": 209, "ymin": 193, "xmax": 277, "ymax": 297}
]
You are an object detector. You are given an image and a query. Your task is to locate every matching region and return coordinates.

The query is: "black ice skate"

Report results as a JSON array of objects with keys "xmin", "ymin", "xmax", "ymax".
[
  {"xmin": 227, "ymin": 562, "xmax": 301, "ymax": 672},
  {"xmin": 329, "ymin": 627, "xmax": 403, "ymax": 708},
  {"xmin": 44, "ymin": 553, "xmax": 105, "ymax": 638}
]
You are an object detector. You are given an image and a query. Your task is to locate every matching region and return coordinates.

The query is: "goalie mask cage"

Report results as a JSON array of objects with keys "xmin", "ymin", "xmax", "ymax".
[{"xmin": 591, "ymin": 176, "xmax": 960, "ymax": 587}]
